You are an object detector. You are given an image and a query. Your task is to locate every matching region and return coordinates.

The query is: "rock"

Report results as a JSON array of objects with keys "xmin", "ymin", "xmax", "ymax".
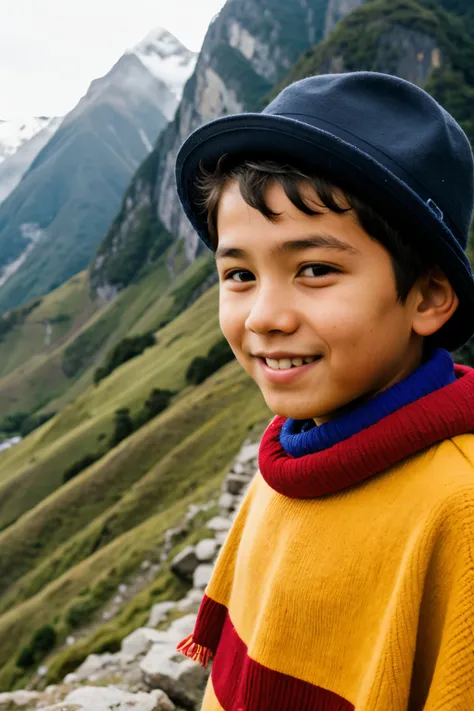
[
  {"xmin": 53, "ymin": 686, "xmax": 175, "ymax": 711},
  {"xmin": 114, "ymin": 595, "xmax": 123, "ymax": 604},
  {"xmin": 66, "ymin": 635, "xmax": 76, "ymax": 645},
  {"xmin": 37, "ymin": 664, "xmax": 48, "ymax": 676},
  {"xmin": 218, "ymin": 492, "xmax": 235, "ymax": 512},
  {"xmin": 225, "ymin": 474, "xmax": 251, "ymax": 496},
  {"xmin": 170, "ymin": 546, "xmax": 199, "ymax": 581},
  {"xmin": 0, "ymin": 691, "xmax": 41, "ymax": 707},
  {"xmin": 206, "ymin": 517, "xmax": 231, "ymax": 532},
  {"xmin": 237, "ymin": 442, "xmax": 259, "ymax": 463},
  {"xmin": 167, "ymin": 614, "xmax": 196, "ymax": 639},
  {"xmin": 141, "ymin": 560, "xmax": 151, "ymax": 570},
  {"xmin": 193, "ymin": 564, "xmax": 214, "ymax": 589},
  {"xmin": 184, "ymin": 504, "xmax": 200, "ymax": 522},
  {"xmin": 121, "ymin": 628, "xmax": 170, "ymax": 658},
  {"xmin": 118, "ymin": 584, "xmax": 128, "ymax": 594},
  {"xmin": 141, "ymin": 647, "xmax": 208, "ymax": 708},
  {"xmin": 232, "ymin": 461, "xmax": 245, "ymax": 475},
  {"xmin": 194, "ymin": 538, "xmax": 219, "ymax": 562},
  {"xmin": 74, "ymin": 652, "xmax": 119, "ymax": 680},
  {"xmin": 176, "ymin": 588, "xmax": 203, "ymax": 612},
  {"xmin": 64, "ymin": 673, "xmax": 79, "ymax": 684},
  {"xmin": 147, "ymin": 601, "xmax": 175, "ymax": 628},
  {"xmin": 130, "ymin": 614, "xmax": 196, "ymax": 649}
]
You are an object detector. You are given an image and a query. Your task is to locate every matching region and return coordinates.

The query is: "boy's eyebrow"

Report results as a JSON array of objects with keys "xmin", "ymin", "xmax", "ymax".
[{"xmin": 215, "ymin": 234, "xmax": 359, "ymax": 260}]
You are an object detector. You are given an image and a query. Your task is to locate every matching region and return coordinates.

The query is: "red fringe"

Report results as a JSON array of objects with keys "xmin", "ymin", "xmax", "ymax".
[{"xmin": 176, "ymin": 633, "xmax": 214, "ymax": 668}]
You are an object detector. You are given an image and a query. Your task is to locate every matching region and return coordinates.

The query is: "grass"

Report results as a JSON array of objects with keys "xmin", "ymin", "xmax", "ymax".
[
  {"xmin": 0, "ymin": 272, "xmax": 97, "ymax": 382},
  {"xmin": 0, "ymin": 282, "xmax": 224, "ymax": 528},
  {"xmin": 0, "ymin": 272, "xmax": 269, "ymax": 690},
  {"xmin": 0, "ymin": 379, "xmax": 268, "ymax": 690},
  {"xmin": 0, "ymin": 239, "xmax": 191, "ymax": 421},
  {"xmin": 0, "ymin": 472, "xmax": 218, "ymax": 690}
]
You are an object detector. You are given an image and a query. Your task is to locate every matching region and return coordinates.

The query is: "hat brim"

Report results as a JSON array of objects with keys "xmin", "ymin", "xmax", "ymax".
[{"xmin": 176, "ymin": 113, "xmax": 474, "ymax": 351}]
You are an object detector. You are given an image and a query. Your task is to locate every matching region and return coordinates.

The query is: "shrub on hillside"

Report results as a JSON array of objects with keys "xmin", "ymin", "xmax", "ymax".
[
  {"xmin": 93, "ymin": 332, "xmax": 156, "ymax": 385},
  {"xmin": 15, "ymin": 625, "xmax": 57, "ymax": 669},
  {"xmin": 133, "ymin": 388, "xmax": 175, "ymax": 428},
  {"xmin": 0, "ymin": 410, "xmax": 55, "ymax": 437},
  {"xmin": 63, "ymin": 453, "xmax": 102, "ymax": 483},
  {"xmin": 66, "ymin": 598, "xmax": 99, "ymax": 629},
  {"xmin": 16, "ymin": 646, "xmax": 35, "ymax": 669},
  {"xmin": 186, "ymin": 338, "xmax": 235, "ymax": 385},
  {"xmin": 31, "ymin": 624, "xmax": 57, "ymax": 654},
  {"xmin": 20, "ymin": 412, "xmax": 55, "ymax": 437},
  {"xmin": 109, "ymin": 408, "xmax": 134, "ymax": 447}
]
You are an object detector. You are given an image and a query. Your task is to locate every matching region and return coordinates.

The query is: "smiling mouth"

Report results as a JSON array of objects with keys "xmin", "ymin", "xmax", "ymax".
[{"xmin": 261, "ymin": 355, "xmax": 323, "ymax": 371}]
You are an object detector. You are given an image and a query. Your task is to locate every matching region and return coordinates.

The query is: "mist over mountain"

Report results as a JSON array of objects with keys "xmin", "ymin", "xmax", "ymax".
[
  {"xmin": 0, "ymin": 28, "xmax": 197, "ymax": 314},
  {"xmin": 0, "ymin": 117, "xmax": 62, "ymax": 203}
]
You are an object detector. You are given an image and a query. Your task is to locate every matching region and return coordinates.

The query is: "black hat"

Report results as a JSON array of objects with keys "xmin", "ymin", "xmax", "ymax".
[{"xmin": 175, "ymin": 71, "xmax": 474, "ymax": 350}]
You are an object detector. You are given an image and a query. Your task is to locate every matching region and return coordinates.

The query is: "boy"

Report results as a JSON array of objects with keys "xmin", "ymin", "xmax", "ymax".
[{"xmin": 175, "ymin": 72, "xmax": 474, "ymax": 710}]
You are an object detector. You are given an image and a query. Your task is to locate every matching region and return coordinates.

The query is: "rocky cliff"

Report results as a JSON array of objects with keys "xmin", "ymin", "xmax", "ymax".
[
  {"xmin": 90, "ymin": 0, "xmax": 474, "ymax": 302},
  {"xmin": 89, "ymin": 0, "xmax": 331, "ymax": 298},
  {"xmin": 277, "ymin": 0, "xmax": 474, "ymax": 142}
]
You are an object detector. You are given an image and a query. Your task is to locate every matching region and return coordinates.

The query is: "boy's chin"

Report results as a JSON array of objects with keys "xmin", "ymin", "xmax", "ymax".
[{"xmin": 263, "ymin": 395, "xmax": 337, "ymax": 423}]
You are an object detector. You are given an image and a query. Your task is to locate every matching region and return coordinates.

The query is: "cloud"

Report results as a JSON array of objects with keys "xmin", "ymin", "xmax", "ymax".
[{"xmin": 0, "ymin": 0, "xmax": 225, "ymax": 118}]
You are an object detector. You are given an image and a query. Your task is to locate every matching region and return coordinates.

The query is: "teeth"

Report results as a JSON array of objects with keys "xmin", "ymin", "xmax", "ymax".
[
  {"xmin": 264, "ymin": 356, "xmax": 317, "ymax": 370},
  {"xmin": 266, "ymin": 358, "xmax": 280, "ymax": 369}
]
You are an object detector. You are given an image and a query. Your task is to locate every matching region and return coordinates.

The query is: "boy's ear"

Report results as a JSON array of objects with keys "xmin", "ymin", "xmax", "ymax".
[{"xmin": 412, "ymin": 267, "xmax": 459, "ymax": 337}]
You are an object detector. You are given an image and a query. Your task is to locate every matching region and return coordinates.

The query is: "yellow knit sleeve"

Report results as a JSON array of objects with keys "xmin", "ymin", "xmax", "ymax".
[{"xmin": 412, "ymin": 488, "xmax": 474, "ymax": 710}]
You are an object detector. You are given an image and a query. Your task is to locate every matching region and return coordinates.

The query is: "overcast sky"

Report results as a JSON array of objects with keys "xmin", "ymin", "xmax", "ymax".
[{"xmin": 0, "ymin": 0, "xmax": 226, "ymax": 119}]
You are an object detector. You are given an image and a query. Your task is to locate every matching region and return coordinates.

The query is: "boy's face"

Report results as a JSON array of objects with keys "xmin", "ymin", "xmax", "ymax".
[{"xmin": 215, "ymin": 179, "xmax": 425, "ymax": 423}]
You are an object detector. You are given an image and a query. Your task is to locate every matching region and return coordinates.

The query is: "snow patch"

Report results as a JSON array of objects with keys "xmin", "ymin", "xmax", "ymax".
[
  {"xmin": 138, "ymin": 128, "xmax": 153, "ymax": 152},
  {"xmin": 129, "ymin": 27, "xmax": 198, "ymax": 101},
  {"xmin": 0, "ymin": 223, "xmax": 46, "ymax": 288}
]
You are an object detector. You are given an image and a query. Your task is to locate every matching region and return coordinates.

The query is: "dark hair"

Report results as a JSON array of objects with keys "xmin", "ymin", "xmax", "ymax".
[{"xmin": 195, "ymin": 155, "xmax": 433, "ymax": 301}]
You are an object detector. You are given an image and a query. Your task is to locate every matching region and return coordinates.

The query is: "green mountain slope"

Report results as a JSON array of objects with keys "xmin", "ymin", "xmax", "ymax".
[
  {"xmin": 0, "ymin": 240, "xmax": 216, "ymax": 422},
  {"xmin": 0, "ymin": 280, "xmax": 268, "ymax": 689},
  {"xmin": 0, "ymin": 271, "xmax": 97, "ymax": 382}
]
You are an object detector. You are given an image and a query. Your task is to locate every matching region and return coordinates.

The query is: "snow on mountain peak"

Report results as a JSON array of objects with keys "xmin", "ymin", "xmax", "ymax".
[{"xmin": 129, "ymin": 27, "xmax": 198, "ymax": 100}]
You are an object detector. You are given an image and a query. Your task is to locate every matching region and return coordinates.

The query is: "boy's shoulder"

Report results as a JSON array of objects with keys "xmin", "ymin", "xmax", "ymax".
[{"xmin": 424, "ymin": 433, "xmax": 474, "ymax": 519}]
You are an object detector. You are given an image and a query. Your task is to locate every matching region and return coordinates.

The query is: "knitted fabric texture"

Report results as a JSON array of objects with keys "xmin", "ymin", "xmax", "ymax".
[
  {"xmin": 178, "ymin": 365, "xmax": 474, "ymax": 710},
  {"xmin": 280, "ymin": 347, "xmax": 455, "ymax": 457}
]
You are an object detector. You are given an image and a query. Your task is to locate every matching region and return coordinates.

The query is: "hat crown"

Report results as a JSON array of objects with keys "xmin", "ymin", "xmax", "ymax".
[{"xmin": 263, "ymin": 72, "xmax": 474, "ymax": 247}]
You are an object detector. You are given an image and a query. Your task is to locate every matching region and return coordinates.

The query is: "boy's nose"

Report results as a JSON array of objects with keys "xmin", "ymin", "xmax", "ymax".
[{"xmin": 244, "ymin": 287, "xmax": 298, "ymax": 335}]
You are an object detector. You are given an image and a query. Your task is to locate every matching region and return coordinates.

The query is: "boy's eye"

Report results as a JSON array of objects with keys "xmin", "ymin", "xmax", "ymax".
[
  {"xmin": 225, "ymin": 269, "xmax": 254, "ymax": 282},
  {"xmin": 299, "ymin": 264, "xmax": 337, "ymax": 277}
]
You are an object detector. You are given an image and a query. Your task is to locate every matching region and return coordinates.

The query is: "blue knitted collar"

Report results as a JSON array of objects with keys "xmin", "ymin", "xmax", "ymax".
[{"xmin": 280, "ymin": 348, "xmax": 456, "ymax": 458}]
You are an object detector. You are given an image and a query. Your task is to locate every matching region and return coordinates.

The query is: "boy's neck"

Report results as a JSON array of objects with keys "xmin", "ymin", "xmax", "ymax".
[{"xmin": 313, "ymin": 342, "xmax": 425, "ymax": 426}]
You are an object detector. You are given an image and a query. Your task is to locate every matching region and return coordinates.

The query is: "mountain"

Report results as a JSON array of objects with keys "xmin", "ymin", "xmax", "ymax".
[
  {"xmin": 131, "ymin": 27, "xmax": 198, "ymax": 104},
  {"xmin": 0, "ymin": 118, "xmax": 62, "ymax": 203},
  {"xmin": 0, "ymin": 28, "xmax": 197, "ymax": 315},
  {"xmin": 89, "ymin": 0, "xmax": 331, "ymax": 299},
  {"xmin": 90, "ymin": 0, "xmax": 474, "ymax": 302}
]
